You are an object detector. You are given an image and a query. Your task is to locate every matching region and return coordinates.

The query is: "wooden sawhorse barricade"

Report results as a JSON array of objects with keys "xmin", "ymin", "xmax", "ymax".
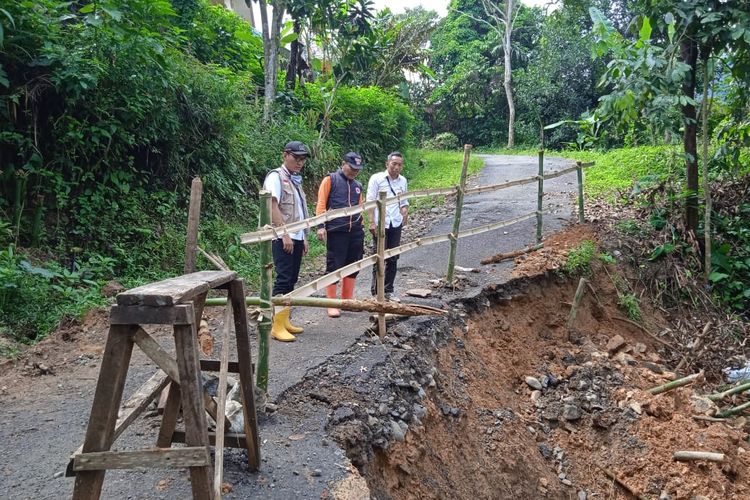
[{"xmin": 69, "ymin": 271, "xmax": 260, "ymax": 499}]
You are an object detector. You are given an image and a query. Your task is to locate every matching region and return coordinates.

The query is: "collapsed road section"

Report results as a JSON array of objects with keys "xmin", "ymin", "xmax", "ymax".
[{"xmin": 276, "ymin": 270, "xmax": 750, "ymax": 500}]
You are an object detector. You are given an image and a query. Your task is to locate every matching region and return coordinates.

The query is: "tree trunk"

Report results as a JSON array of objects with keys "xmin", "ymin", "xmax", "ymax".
[
  {"xmin": 701, "ymin": 51, "xmax": 712, "ymax": 280},
  {"xmin": 680, "ymin": 36, "xmax": 699, "ymax": 235},
  {"xmin": 258, "ymin": 2, "xmax": 285, "ymax": 123},
  {"xmin": 504, "ymin": 0, "xmax": 515, "ymax": 149},
  {"xmin": 285, "ymin": 19, "xmax": 301, "ymax": 90}
]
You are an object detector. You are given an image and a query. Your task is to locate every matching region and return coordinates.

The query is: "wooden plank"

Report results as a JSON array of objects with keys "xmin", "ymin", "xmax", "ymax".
[
  {"xmin": 172, "ymin": 430, "xmax": 247, "ymax": 449},
  {"xmin": 67, "ymin": 369, "xmax": 169, "ymax": 477},
  {"xmin": 74, "ymin": 447, "xmax": 210, "ymax": 471},
  {"xmin": 213, "ymin": 303, "xmax": 233, "ymax": 498},
  {"xmin": 73, "ymin": 325, "xmax": 136, "ymax": 500},
  {"xmin": 229, "ymin": 279, "xmax": 261, "ymax": 471},
  {"xmin": 132, "ymin": 327, "xmax": 232, "ymax": 430},
  {"xmin": 116, "ymin": 271, "xmax": 236, "ymax": 307},
  {"xmin": 110, "ymin": 305, "xmax": 194, "ymax": 325},
  {"xmin": 173, "ymin": 322, "xmax": 214, "ymax": 499}
]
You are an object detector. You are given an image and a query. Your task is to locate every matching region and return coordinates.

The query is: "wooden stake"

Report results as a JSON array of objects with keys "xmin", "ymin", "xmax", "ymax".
[
  {"xmin": 213, "ymin": 303, "xmax": 233, "ymax": 499},
  {"xmin": 376, "ymin": 191, "xmax": 387, "ymax": 338},
  {"xmin": 184, "ymin": 177, "xmax": 203, "ymax": 274},
  {"xmin": 673, "ymin": 451, "xmax": 724, "ymax": 462},
  {"xmin": 566, "ymin": 278, "xmax": 587, "ymax": 332},
  {"xmin": 647, "ymin": 371, "xmax": 704, "ymax": 395},
  {"xmin": 256, "ymin": 191, "xmax": 273, "ymax": 393},
  {"xmin": 446, "ymin": 144, "xmax": 471, "ymax": 283},
  {"xmin": 536, "ymin": 149, "xmax": 544, "ymax": 243}
]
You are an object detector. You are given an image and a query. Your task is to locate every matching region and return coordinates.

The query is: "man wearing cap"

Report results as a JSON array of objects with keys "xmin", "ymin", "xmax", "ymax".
[
  {"xmin": 263, "ymin": 141, "xmax": 311, "ymax": 342},
  {"xmin": 366, "ymin": 151, "xmax": 409, "ymax": 301},
  {"xmin": 315, "ymin": 152, "xmax": 366, "ymax": 318}
]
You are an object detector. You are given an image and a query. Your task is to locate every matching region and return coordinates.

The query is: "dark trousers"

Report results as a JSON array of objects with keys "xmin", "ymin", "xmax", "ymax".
[
  {"xmin": 326, "ymin": 229, "xmax": 364, "ymax": 279},
  {"xmin": 272, "ymin": 239, "xmax": 305, "ymax": 295},
  {"xmin": 371, "ymin": 224, "xmax": 402, "ymax": 295}
]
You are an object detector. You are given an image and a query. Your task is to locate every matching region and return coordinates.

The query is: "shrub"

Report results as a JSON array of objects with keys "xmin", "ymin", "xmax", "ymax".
[
  {"xmin": 563, "ymin": 240, "xmax": 597, "ymax": 276},
  {"xmin": 422, "ymin": 132, "xmax": 460, "ymax": 150},
  {"xmin": 295, "ymin": 84, "xmax": 415, "ymax": 164}
]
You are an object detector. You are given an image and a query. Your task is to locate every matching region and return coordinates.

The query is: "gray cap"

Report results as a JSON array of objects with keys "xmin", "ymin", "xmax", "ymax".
[{"xmin": 284, "ymin": 141, "xmax": 310, "ymax": 156}]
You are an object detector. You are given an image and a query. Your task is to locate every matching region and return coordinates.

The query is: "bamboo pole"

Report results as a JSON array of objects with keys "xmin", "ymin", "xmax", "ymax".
[
  {"xmin": 716, "ymin": 400, "xmax": 750, "ymax": 418},
  {"xmin": 184, "ymin": 177, "xmax": 203, "ymax": 274},
  {"xmin": 240, "ymin": 163, "xmax": 594, "ymax": 245},
  {"xmin": 576, "ymin": 161, "xmax": 585, "ymax": 223},
  {"xmin": 566, "ymin": 278, "xmax": 587, "ymax": 331},
  {"xmin": 707, "ymin": 380, "xmax": 750, "ymax": 402},
  {"xmin": 481, "ymin": 243, "xmax": 543, "ymax": 265},
  {"xmin": 647, "ymin": 371, "xmax": 703, "ymax": 395},
  {"xmin": 673, "ymin": 451, "xmax": 724, "ymax": 462},
  {"xmin": 446, "ymin": 144, "xmax": 471, "ymax": 283},
  {"xmin": 376, "ymin": 191, "xmax": 387, "ymax": 338},
  {"xmin": 256, "ymin": 191, "xmax": 273, "ymax": 393},
  {"xmin": 204, "ymin": 296, "xmax": 445, "ymax": 316},
  {"xmin": 536, "ymin": 150, "xmax": 544, "ymax": 243}
]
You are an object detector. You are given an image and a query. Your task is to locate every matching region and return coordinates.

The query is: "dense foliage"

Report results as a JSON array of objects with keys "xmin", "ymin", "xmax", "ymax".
[{"xmin": 0, "ymin": 0, "xmax": 414, "ymax": 344}]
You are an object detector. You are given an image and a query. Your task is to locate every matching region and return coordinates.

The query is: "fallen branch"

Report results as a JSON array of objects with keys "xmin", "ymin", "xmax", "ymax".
[
  {"xmin": 611, "ymin": 315, "xmax": 675, "ymax": 349},
  {"xmin": 716, "ymin": 400, "xmax": 750, "ymax": 418},
  {"xmin": 673, "ymin": 451, "xmax": 725, "ymax": 463},
  {"xmin": 707, "ymin": 380, "xmax": 750, "ymax": 402},
  {"xmin": 596, "ymin": 464, "xmax": 647, "ymax": 500},
  {"xmin": 198, "ymin": 246, "xmax": 229, "ymax": 271},
  {"xmin": 647, "ymin": 371, "xmax": 704, "ymax": 395},
  {"xmin": 481, "ymin": 244, "xmax": 542, "ymax": 265}
]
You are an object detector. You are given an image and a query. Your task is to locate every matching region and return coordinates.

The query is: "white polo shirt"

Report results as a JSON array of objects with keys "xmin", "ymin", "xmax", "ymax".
[
  {"xmin": 263, "ymin": 166, "xmax": 306, "ymax": 241},
  {"xmin": 366, "ymin": 171, "xmax": 409, "ymax": 228}
]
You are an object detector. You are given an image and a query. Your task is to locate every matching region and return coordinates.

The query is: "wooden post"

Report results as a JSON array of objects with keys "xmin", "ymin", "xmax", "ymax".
[
  {"xmin": 213, "ymin": 303, "xmax": 232, "ymax": 498},
  {"xmin": 576, "ymin": 161, "xmax": 585, "ymax": 223},
  {"xmin": 536, "ymin": 150, "xmax": 544, "ymax": 243},
  {"xmin": 256, "ymin": 191, "xmax": 273, "ymax": 393},
  {"xmin": 376, "ymin": 191, "xmax": 387, "ymax": 338},
  {"xmin": 184, "ymin": 177, "xmax": 203, "ymax": 274},
  {"xmin": 446, "ymin": 144, "xmax": 472, "ymax": 284}
]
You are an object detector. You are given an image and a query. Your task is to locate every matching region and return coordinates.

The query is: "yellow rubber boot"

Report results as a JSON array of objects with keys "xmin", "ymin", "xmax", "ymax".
[
  {"xmin": 271, "ymin": 310, "xmax": 296, "ymax": 342},
  {"xmin": 280, "ymin": 307, "xmax": 303, "ymax": 334},
  {"xmin": 326, "ymin": 283, "xmax": 340, "ymax": 318}
]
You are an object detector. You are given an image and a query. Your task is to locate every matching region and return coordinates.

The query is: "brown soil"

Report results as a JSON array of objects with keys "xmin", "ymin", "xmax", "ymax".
[{"xmin": 361, "ymin": 229, "xmax": 750, "ymax": 499}]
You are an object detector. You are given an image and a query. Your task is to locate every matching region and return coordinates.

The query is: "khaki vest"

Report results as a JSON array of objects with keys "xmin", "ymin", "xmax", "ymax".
[{"xmin": 267, "ymin": 167, "xmax": 307, "ymax": 225}]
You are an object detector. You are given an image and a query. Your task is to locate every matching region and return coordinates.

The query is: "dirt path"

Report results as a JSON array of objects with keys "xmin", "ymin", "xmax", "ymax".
[{"xmin": 0, "ymin": 154, "xmax": 583, "ymax": 499}]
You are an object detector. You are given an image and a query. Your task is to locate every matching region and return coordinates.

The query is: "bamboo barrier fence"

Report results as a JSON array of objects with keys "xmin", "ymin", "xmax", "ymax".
[{"xmin": 219, "ymin": 148, "xmax": 594, "ymax": 391}]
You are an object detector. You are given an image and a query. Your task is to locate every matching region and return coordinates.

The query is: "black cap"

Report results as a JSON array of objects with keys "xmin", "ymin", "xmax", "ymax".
[
  {"xmin": 284, "ymin": 141, "xmax": 310, "ymax": 156},
  {"xmin": 343, "ymin": 152, "xmax": 364, "ymax": 170}
]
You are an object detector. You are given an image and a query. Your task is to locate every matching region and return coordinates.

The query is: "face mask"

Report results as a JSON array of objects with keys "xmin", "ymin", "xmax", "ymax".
[{"xmin": 290, "ymin": 174, "xmax": 303, "ymax": 186}]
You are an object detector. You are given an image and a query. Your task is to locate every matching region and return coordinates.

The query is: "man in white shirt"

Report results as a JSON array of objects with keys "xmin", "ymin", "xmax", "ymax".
[
  {"xmin": 366, "ymin": 151, "xmax": 409, "ymax": 301},
  {"xmin": 262, "ymin": 141, "xmax": 310, "ymax": 341}
]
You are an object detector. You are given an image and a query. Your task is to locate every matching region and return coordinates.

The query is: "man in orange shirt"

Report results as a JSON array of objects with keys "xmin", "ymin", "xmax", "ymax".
[{"xmin": 315, "ymin": 152, "xmax": 365, "ymax": 317}]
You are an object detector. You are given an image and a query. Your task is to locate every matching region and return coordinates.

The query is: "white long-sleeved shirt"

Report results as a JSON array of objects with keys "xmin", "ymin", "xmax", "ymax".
[{"xmin": 366, "ymin": 171, "xmax": 408, "ymax": 228}]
